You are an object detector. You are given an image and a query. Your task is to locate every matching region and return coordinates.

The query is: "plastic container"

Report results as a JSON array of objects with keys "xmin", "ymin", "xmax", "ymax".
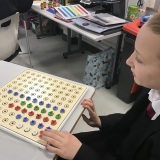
[{"xmin": 127, "ymin": 5, "xmax": 139, "ymax": 21}]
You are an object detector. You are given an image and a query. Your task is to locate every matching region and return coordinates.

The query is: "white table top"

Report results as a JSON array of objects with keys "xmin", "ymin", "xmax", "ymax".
[
  {"xmin": 0, "ymin": 61, "xmax": 95, "ymax": 160},
  {"xmin": 32, "ymin": 2, "xmax": 122, "ymax": 41}
]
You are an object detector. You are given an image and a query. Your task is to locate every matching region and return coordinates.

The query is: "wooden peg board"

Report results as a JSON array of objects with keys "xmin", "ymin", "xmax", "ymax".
[{"xmin": 0, "ymin": 69, "xmax": 88, "ymax": 149}]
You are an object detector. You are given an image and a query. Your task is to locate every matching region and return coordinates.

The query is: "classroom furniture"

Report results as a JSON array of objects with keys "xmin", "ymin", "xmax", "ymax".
[
  {"xmin": 0, "ymin": 60, "xmax": 95, "ymax": 160},
  {"xmin": 20, "ymin": 13, "xmax": 32, "ymax": 67},
  {"xmin": 117, "ymin": 19, "xmax": 142, "ymax": 103},
  {"xmin": 0, "ymin": 13, "xmax": 19, "ymax": 61},
  {"xmin": 31, "ymin": 2, "xmax": 124, "ymax": 88},
  {"xmin": 0, "ymin": 12, "xmax": 32, "ymax": 67}
]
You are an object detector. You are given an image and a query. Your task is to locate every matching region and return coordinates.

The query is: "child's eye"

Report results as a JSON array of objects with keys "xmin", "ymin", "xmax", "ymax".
[{"xmin": 136, "ymin": 57, "xmax": 142, "ymax": 63}]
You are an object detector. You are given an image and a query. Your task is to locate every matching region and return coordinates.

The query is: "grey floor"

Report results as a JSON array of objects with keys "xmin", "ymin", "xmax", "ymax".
[{"xmin": 11, "ymin": 27, "xmax": 132, "ymax": 134}]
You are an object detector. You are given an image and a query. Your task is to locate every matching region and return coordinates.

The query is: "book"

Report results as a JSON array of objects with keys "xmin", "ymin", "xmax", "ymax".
[
  {"xmin": 46, "ymin": 8, "xmax": 72, "ymax": 23},
  {"xmin": 72, "ymin": 18, "xmax": 123, "ymax": 34},
  {"xmin": 54, "ymin": 4, "xmax": 90, "ymax": 20},
  {"xmin": 54, "ymin": 14, "xmax": 72, "ymax": 23},
  {"xmin": 83, "ymin": 13, "xmax": 127, "ymax": 26}
]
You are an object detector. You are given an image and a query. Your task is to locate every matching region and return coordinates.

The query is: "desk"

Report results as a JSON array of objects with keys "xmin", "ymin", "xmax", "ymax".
[
  {"xmin": 0, "ymin": 61, "xmax": 95, "ymax": 160},
  {"xmin": 32, "ymin": 2, "xmax": 122, "ymax": 42},
  {"xmin": 32, "ymin": 2, "xmax": 123, "ymax": 87}
]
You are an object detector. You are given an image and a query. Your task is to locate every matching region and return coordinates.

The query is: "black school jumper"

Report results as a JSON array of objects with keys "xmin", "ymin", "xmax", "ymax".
[{"xmin": 58, "ymin": 88, "xmax": 160, "ymax": 160}]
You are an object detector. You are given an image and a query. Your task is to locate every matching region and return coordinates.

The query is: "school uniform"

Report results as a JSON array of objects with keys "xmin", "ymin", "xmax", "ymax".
[
  {"xmin": 0, "ymin": 0, "xmax": 33, "ymax": 20},
  {"xmin": 71, "ymin": 88, "xmax": 160, "ymax": 160}
]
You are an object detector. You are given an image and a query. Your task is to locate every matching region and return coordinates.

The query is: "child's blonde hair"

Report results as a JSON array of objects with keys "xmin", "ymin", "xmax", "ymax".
[
  {"xmin": 146, "ymin": 13, "xmax": 160, "ymax": 59},
  {"xmin": 147, "ymin": 13, "xmax": 160, "ymax": 34}
]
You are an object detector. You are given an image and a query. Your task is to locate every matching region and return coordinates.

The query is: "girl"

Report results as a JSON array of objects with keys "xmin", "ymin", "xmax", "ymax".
[{"xmin": 40, "ymin": 13, "xmax": 160, "ymax": 160}]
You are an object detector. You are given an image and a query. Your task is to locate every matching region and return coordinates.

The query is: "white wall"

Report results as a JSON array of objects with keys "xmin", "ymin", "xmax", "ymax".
[{"xmin": 127, "ymin": 0, "xmax": 138, "ymax": 6}]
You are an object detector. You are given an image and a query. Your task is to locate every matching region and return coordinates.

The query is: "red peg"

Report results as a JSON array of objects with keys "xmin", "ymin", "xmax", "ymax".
[
  {"xmin": 8, "ymin": 103, "xmax": 14, "ymax": 108},
  {"xmin": 21, "ymin": 108, "xmax": 27, "ymax": 113},
  {"xmin": 43, "ymin": 117, "xmax": 49, "ymax": 122},
  {"xmin": 36, "ymin": 114, "xmax": 42, "ymax": 119},
  {"xmin": 51, "ymin": 120, "xmax": 57, "ymax": 125},
  {"xmin": 15, "ymin": 106, "xmax": 21, "ymax": 111},
  {"xmin": 28, "ymin": 111, "xmax": 34, "ymax": 116}
]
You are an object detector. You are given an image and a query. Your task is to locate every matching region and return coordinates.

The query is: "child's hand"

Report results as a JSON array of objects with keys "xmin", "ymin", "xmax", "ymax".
[
  {"xmin": 40, "ymin": 129, "xmax": 82, "ymax": 160},
  {"xmin": 81, "ymin": 98, "xmax": 101, "ymax": 128}
]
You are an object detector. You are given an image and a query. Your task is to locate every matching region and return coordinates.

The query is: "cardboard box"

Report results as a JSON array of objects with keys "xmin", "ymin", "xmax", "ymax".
[{"xmin": 30, "ymin": 17, "xmax": 56, "ymax": 36}]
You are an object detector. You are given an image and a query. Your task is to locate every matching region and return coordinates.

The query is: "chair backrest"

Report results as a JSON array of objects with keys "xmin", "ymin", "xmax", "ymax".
[{"xmin": 0, "ymin": 12, "xmax": 19, "ymax": 60}]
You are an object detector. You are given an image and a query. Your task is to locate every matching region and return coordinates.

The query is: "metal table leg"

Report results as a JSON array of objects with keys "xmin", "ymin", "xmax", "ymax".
[
  {"xmin": 19, "ymin": 13, "xmax": 32, "ymax": 68},
  {"xmin": 78, "ymin": 33, "xmax": 85, "ymax": 53},
  {"xmin": 106, "ymin": 33, "xmax": 123, "ymax": 88},
  {"xmin": 63, "ymin": 28, "xmax": 85, "ymax": 58}
]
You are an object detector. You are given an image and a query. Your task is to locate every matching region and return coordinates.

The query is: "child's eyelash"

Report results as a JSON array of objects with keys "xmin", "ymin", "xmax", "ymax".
[{"xmin": 136, "ymin": 57, "xmax": 142, "ymax": 63}]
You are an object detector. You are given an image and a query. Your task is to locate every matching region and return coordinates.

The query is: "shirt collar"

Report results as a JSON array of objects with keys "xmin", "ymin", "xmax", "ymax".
[{"xmin": 148, "ymin": 89, "xmax": 160, "ymax": 120}]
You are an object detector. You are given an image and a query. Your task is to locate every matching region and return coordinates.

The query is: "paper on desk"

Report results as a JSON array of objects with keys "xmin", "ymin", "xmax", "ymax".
[
  {"xmin": 72, "ymin": 18, "xmax": 123, "ymax": 33},
  {"xmin": 83, "ymin": 13, "xmax": 127, "ymax": 26}
]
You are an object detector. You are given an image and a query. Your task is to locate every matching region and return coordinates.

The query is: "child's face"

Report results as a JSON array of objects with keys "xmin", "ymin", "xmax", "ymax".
[{"xmin": 126, "ymin": 25, "xmax": 160, "ymax": 90}]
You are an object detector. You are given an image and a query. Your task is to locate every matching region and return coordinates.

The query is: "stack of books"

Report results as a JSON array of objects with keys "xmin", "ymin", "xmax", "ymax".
[
  {"xmin": 83, "ymin": 13, "xmax": 127, "ymax": 27},
  {"xmin": 53, "ymin": 5, "xmax": 127, "ymax": 33},
  {"xmin": 72, "ymin": 13, "xmax": 127, "ymax": 33}
]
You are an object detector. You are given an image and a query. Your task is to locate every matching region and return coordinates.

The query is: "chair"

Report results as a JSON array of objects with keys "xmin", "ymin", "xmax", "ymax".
[
  {"xmin": 0, "ymin": 12, "xmax": 20, "ymax": 61},
  {"xmin": 0, "ymin": 12, "xmax": 32, "ymax": 67}
]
